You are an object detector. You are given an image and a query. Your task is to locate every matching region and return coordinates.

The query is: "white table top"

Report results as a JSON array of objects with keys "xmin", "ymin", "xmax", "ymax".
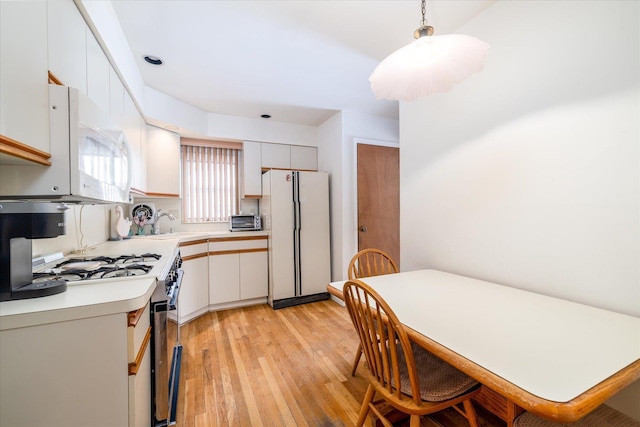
[{"xmin": 329, "ymin": 269, "xmax": 640, "ymax": 405}]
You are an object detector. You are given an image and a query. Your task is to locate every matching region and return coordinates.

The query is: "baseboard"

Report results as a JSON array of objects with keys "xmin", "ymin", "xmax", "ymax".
[{"xmin": 271, "ymin": 292, "xmax": 330, "ymax": 309}]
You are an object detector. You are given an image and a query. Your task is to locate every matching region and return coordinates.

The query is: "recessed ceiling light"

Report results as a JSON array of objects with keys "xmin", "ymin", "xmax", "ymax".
[
  {"xmin": 261, "ymin": 114, "xmax": 271, "ymax": 119},
  {"xmin": 144, "ymin": 55, "xmax": 163, "ymax": 65}
]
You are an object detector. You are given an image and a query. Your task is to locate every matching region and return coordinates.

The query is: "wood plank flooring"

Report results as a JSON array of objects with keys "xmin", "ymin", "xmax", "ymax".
[{"xmin": 174, "ymin": 300, "xmax": 506, "ymax": 427}]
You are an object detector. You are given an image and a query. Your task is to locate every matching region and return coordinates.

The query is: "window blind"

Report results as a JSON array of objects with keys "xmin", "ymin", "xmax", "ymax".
[{"xmin": 181, "ymin": 144, "xmax": 239, "ymax": 223}]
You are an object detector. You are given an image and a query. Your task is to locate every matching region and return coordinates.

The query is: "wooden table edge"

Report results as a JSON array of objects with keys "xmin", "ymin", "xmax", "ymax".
[{"xmin": 326, "ymin": 283, "xmax": 640, "ymax": 423}]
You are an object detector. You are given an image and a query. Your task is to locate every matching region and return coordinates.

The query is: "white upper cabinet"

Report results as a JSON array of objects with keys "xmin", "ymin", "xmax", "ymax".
[
  {"xmin": 123, "ymin": 92, "xmax": 145, "ymax": 192},
  {"xmin": 47, "ymin": 0, "xmax": 87, "ymax": 93},
  {"xmin": 109, "ymin": 67, "xmax": 125, "ymax": 126},
  {"xmin": 242, "ymin": 141, "xmax": 262, "ymax": 198},
  {"xmin": 261, "ymin": 142, "xmax": 291, "ymax": 169},
  {"xmin": 261, "ymin": 142, "xmax": 317, "ymax": 171},
  {"xmin": 291, "ymin": 145, "xmax": 317, "ymax": 171},
  {"xmin": 145, "ymin": 125, "xmax": 180, "ymax": 196},
  {"xmin": 0, "ymin": 0, "xmax": 50, "ymax": 155},
  {"xmin": 86, "ymin": 30, "xmax": 110, "ymax": 115}
]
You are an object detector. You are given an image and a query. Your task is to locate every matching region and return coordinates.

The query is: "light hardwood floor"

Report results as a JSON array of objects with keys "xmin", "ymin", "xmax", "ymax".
[{"xmin": 174, "ymin": 300, "xmax": 505, "ymax": 427}]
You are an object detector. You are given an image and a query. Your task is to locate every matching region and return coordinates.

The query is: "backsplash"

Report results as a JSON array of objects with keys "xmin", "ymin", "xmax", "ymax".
[
  {"xmin": 32, "ymin": 204, "xmax": 111, "ymax": 257},
  {"xmin": 30, "ymin": 197, "xmax": 260, "ymax": 258}
]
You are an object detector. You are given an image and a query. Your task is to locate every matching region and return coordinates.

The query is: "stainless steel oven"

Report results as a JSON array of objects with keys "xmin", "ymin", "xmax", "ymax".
[{"xmin": 151, "ymin": 249, "xmax": 183, "ymax": 426}]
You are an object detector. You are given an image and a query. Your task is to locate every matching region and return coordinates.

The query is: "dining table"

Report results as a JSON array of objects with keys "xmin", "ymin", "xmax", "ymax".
[{"xmin": 327, "ymin": 269, "xmax": 640, "ymax": 424}]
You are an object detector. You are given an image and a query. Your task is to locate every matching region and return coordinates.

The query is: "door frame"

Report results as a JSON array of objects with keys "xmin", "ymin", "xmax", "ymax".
[{"xmin": 352, "ymin": 137, "xmax": 400, "ymax": 256}]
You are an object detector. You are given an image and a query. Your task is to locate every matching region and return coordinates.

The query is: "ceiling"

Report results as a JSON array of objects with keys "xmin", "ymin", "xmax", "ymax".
[{"xmin": 111, "ymin": 0, "xmax": 496, "ymax": 127}]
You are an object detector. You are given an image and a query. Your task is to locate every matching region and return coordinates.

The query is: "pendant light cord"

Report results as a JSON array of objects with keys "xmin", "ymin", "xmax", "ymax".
[{"xmin": 421, "ymin": 0, "xmax": 427, "ymax": 26}]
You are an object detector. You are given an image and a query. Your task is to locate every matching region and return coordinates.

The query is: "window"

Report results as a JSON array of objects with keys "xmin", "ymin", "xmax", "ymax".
[{"xmin": 181, "ymin": 139, "xmax": 241, "ymax": 223}]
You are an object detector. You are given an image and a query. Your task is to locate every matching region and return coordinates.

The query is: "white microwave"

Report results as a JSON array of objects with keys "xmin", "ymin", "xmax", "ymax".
[
  {"xmin": 0, "ymin": 85, "xmax": 132, "ymax": 204},
  {"xmin": 230, "ymin": 214, "xmax": 261, "ymax": 231}
]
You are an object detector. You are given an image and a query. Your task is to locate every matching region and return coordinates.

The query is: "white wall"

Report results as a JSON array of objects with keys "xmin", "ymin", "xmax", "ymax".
[
  {"xmin": 319, "ymin": 111, "xmax": 399, "ymax": 281},
  {"xmin": 318, "ymin": 112, "xmax": 344, "ymax": 281},
  {"xmin": 400, "ymin": 0, "xmax": 639, "ymax": 419},
  {"xmin": 32, "ymin": 204, "xmax": 111, "ymax": 257}
]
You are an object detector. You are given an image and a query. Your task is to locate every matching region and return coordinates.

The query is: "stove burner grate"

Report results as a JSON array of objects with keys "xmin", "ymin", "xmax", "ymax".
[
  {"xmin": 34, "ymin": 253, "xmax": 160, "ymax": 283},
  {"xmin": 87, "ymin": 264, "xmax": 153, "ymax": 279},
  {"xmin": 55, "ymin": 256, "xmax": 118, "ymax": 269},
  {"xmin": 116, "ymin": 253, "xmax": 161, "ymax": 264}
]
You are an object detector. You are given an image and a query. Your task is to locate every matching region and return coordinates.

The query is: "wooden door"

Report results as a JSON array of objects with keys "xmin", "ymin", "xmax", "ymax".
[{"xmin": 357, "ymin": 143, "xmax": 400, "ymax": 267}]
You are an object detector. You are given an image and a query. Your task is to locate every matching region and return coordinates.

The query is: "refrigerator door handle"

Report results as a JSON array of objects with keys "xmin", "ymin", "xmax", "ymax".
[{"xmin": 293, "ymin": 171, "xmax": 302, "ymax": 296}]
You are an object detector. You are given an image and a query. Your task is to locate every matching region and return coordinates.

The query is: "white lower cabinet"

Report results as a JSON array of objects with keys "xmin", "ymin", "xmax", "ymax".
[
  {"xmin": 0, "ymin": 302, "xmax": 153, "ymax": 427},
  {"xmin": 240, "ymin": 251, "xmax": 269, "ymax": 299},
  {"xmin": 209, "ymin": 253, "xmax": 241, "ymax": 304},
  {"xmin": 208, "ymin": 236, "xmax": 268, "ymax": 307},
  {"xmin": 179, "ymin": 241, "xmax": 210, "ymax": 324},
  {"xmin": 129, "ymin": 345, "xmax": 151, "ymax": 427},
  {"xmin": 0, "ymin": 310, "xmax": 143, "ymax": 427},
  {"xmin": 127, "ymin": 303, "xmax": 151, "ymax": 427},
  {"xmin": 175, "ymin": 235, "xmax": 268, "ymax": 324}
]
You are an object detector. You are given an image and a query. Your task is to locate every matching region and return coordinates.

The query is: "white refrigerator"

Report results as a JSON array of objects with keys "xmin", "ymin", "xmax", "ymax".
[{"xmin": 261, "ymin": 170, "xmax": 331, "ymax": 309}]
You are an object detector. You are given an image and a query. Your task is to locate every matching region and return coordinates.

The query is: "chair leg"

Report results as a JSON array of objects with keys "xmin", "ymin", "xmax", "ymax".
[
  {"xmin": 462, "ymin": 399, "xmax": 479, "ymax": 427},
  {"xmin": 356, "ymin": 384, "xmax": 375, "ymax": 427},
  {"xmin": 409, "ymin": 414, "xmax": 421, "ymax": 427},
  {"xmin": 351, "ymin": 343, "xmax": 363, "ymax": 376}
]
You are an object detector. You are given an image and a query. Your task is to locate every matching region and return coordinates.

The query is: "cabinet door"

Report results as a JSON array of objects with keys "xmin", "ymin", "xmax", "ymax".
[
  {"xmin": 242, "ymin": 141, "xmax": 262, "ymax": 198},
  {"xmin": 86, "ymin": 29, "xmax": 110, "ymax": 115},
  {"xmin": 261, "ymin": 142, "xmax": 290, "ymax": 169},
  {"xmin": 240, "ymin": 251, "xmax": 268, "ymax": 299},
  {"xmin": 0, "ymin": 314, "xmax": 129, "ymax": 427},
  {"xmin": 109, "ymin": 66, "xmax": 125, "ymax": 125},
  {"xmin": 146, "ymin": 125, "xmax": 181, "ymax": 196},
  {"xmin": 0, "ymin": 0, "xmax": 49, "ymax": 154},
  {"xmin": 128, "ymin": 345, "xmax": 151, "ymax": 427},
  {"xmin": 127, "ymin": 303, "xmax": 151, "ymax": 427},
  {"xmin": 291, "ymin": 145, "xmax": 317, "ymax": 171},
  {"xmin": 47, "ymin": 0, "xmax": 87, "ymax": 93},
  {"xmin": 209, "ymin": 253, "xmax": 240, "ymax": 304},
  {"xmin": 124, "ymin": 92, "xmax": 145, "ymax": 192},
  {"xmin": 179, "ymin": 253, "xmax": 209, "ymax": 323}
]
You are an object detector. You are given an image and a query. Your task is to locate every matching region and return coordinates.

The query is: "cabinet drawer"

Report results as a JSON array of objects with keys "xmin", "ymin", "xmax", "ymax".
[
  {"xmin": 208, "ymin": 236, "xmax": 267, "ymax": 252},
  {"xmin": 179, "ymin": 240, "xmax": 208, "ymax": 258},
  {"xmin": 472, "ymin": 386, "xmax": 524, "ymax": 424},
  {"xmin": 127, "ymin": 302, "xmax": 150, "ymax": 363}
]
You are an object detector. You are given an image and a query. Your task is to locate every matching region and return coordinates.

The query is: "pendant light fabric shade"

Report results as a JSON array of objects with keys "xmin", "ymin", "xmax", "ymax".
[{"xmin": 370, "ymin": 34, "xmax": 490, "ymax": 101}]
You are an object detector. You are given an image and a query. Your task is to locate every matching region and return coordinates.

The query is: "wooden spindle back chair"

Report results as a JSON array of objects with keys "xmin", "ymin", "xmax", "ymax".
[
  {"xmin": 348, "ymin": 248, "xmax": 399, "ymax": 375},
  {"xmin": 348, "ymin": 248, "xmax": 399, "ymax": 280},
  {"xmin": 343, "ymin": 279, "xmax": 480, "ymax": 427}
]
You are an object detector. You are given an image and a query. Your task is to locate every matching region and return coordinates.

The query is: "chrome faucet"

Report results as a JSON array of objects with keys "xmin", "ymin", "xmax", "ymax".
[{"xmin": 151, "ymin": 209, "xmax": 176, "ymax": 235}]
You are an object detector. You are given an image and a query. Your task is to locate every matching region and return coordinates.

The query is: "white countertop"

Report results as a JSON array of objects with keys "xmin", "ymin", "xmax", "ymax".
[{"xmin": 0, "ymin": 230, "xmax": 269, "ymax": 330}]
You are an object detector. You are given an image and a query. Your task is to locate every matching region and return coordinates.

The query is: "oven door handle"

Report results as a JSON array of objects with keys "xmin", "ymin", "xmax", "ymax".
[{"xmin": 167, "ymin": 269, "xmax": 183, "ymax": 311}]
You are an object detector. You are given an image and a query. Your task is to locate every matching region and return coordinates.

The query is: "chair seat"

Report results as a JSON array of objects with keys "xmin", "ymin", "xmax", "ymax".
[
  {"xmin": 397, "ymin": 342, "xmax": 479, "ymax": 402},
  {"xmin": 514, "ymin": 405, "xmax": 640, "ymax": 427}
]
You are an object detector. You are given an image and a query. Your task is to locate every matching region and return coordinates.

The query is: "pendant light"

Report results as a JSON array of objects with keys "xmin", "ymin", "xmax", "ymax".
[{"xmin": 369, "ymin": 0, "xmax": 489, "ymax": 101}]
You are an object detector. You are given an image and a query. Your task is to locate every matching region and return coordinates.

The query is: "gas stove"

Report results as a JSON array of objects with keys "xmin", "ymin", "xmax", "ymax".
[{"xmin": 32, "ymin": 253, "xmax": 161, "ymax": 284}]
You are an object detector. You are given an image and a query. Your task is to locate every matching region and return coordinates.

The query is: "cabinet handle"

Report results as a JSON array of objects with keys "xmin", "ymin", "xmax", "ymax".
[
  {"xmin": 127, "ymin": 305, "xmax": 147, "ymax": 327},
  {"xmin": 128, "ymin": 326, "xmax": 151, "ymax": 376},
  {"xmin": 359, "ymin": 226, "xmax": 368, "ymax": 232}
]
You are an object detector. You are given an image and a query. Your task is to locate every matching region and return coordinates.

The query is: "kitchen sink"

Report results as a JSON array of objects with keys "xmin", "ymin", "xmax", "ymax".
[
  {"xmin": 131, "ymin": 234, "xmax": 179, "ymax": 240},
  {"xmin": 131, "ymin": 232, "xmax": 191, "ymax": 240}
]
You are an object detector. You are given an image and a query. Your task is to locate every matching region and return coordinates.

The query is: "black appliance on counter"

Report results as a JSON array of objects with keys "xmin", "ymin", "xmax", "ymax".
[{"xmin": 0, "ymin": 202, "xmax": 68, "ymax": 301}]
